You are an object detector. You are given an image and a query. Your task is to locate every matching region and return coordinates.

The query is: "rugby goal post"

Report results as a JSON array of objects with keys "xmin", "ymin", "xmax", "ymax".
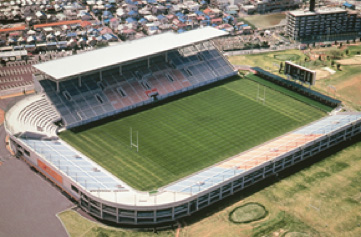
[
  {"xmin": 256, "ymin": 84, "xmax": 266, "ymax": 105},
  {"xmin": 130, "ymin": 127, "xmax": 139, "ymax": 152}
]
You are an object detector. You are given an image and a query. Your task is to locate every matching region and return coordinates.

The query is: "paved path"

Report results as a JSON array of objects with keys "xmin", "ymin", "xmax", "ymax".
[{"xmin": 0, "ymin": 124, "xmax": 73, "ymax": 237}]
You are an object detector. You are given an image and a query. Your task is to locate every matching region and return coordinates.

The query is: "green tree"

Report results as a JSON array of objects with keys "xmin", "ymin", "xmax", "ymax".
[{"xmin": 329, "ymin": 50, "xmax": 342, "ymax": 59}]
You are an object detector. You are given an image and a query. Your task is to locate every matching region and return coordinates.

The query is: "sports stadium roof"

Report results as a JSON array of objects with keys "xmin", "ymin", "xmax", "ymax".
[{"xmin": 34, "ymin": 27, "xmax": 228, "ymax": 80}]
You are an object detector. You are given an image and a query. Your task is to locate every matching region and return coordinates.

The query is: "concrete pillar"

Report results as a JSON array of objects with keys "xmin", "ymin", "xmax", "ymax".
[
  {"xmin": 56, "ymin": 81, "xmax": 59, "ymax": 93},
  {"xmin": 78, "ymin": 76, "xmax": 82, "ymax": 87}
]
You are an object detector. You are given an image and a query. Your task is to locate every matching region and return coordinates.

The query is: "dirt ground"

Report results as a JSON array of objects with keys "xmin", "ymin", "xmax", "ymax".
[
  {"xmin": 337, "ymin": 56, "xmax": 361, "ymax": 65},
  {"xmin": 315, "ymin": 69, "xmax": 331, "ymax": 80}
]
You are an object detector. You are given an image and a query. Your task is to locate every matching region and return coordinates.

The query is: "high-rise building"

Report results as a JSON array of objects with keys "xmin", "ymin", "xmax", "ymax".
[{"xmin": 287, "ymin": 7, "xmax": 361, "ymax": 41}]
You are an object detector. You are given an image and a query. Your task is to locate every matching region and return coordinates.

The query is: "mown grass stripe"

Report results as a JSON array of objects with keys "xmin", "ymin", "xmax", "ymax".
[{"xmin": 60, "ymin": 78, "xmax": 325, "ymax": 191}]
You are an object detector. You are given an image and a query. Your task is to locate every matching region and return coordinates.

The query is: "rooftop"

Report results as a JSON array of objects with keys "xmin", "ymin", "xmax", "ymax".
[{"xmin": 289, "ymin": 7, "xmax": 347, "ymax": 17}]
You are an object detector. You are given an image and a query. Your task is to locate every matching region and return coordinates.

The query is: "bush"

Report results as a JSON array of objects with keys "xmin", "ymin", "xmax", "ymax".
[{"xmin": 229, "ymin": 202, "xmax": 268, "ymax": 224}]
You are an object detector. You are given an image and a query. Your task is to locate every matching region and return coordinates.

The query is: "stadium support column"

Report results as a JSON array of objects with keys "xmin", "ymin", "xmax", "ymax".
[
  {"xmin": 165, "ymin": 52, "xmax": 168, "ymax": 63},
  {"xmin": 99, "ymin": 70, "xmax": 103, "ymax": 81},
  {"xmin": 56, "ymin": 81, "xmax": 59, "ymax": 93},
  {"xmin": 119, "ymin": 65, "xmax": 122, "ymax": 76},
  {"xmin": 78, "ymin": 76, "xmax": 82, "ymax": 87},
  {"xmin": 147, "ymin": 57, "xmax": 150, "ymax": 68}
]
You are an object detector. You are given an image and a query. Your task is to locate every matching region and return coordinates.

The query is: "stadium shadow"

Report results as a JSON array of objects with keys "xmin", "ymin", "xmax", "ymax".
[{"xmin": 69, "ymin": 75, "xmax": 241, "ymax": 134}]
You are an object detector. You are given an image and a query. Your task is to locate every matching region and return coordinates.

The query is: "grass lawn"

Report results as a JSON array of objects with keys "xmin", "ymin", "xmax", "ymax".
[
  {"xmin": 246, "ymin": 74, "xmax": 334, "ymax": 112},
  {"xmin": 228, "ymin": 50, "xmax": 306, "ymax": 77},
  {"xmin": 228, "ymin": 46, "xmax": 361, "ymax": 109},
  {"xmin": 58, "ymin": 210, "xmax": 175, "ymax": 237},
  {"xmin": 60, "ymin": 78, "xmax": 324, "ymax": 191},
  {"xmin": 243, "ymin": 13, "xmax": 286, "ymax": 29},
  {"xmin": 179, "ymin": 136, "xmax": 361, "ymax": 237}
]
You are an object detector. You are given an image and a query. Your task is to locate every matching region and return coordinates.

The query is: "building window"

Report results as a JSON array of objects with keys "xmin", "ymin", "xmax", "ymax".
[
  {"xmin": 62, "ymin": 91, "xmax": 71, "ymax": 101},
  {"xmin": 117, "ymin": 87, "xmax": 126, "ymax": 97},
  {"xmin": 97, "ymin": 81, "xmax": 105, "ymax": 90},
  {"xmin": 71, "ymin": 185, "xmax": 79, "ymax": 193},
  {"xmin": 142, "ymin": 81, "xmax": 151, "ymax": 90},
  {"xmin": 95, "ymin": 94, "xmax": 103, "ymax": 104},
  {"xmin": 167, "ymin": 74, "xmax": 174, "ymax": 82}
]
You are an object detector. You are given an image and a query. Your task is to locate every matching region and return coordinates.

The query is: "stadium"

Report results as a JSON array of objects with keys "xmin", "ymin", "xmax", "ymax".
[{"xmin": 4, "ymin": 27, "xmax": 361, "ymax": 226}]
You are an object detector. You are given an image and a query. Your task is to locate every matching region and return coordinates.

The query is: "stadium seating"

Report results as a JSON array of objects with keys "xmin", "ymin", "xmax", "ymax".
[
  {"xmin": 17, "ymin": 95, "xmax": 61, "ymax": 136},
  {"xmin": 39, "ymin": 41, "xmax": 236, "ymax": 128}
]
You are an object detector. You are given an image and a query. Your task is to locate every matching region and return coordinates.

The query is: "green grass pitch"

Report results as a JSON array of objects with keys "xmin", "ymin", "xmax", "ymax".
[{"xmin": 60, "ymin": 78, "xmax": 325, "ymax": 191}]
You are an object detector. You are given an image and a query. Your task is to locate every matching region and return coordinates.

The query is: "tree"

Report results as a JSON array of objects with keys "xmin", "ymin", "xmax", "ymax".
[
  {"xmin": 318, "ymin": 55, "xmax": 322, "ymax": 61},
  {"xmin": 279, "ymin": 62, "xmax": 283, "ymax": 73},
  {"xmin": 337, "ymin": 63, "xmax": 341, "ymax": 70},
  {"xmin": 329, "ymin": 50, "xmax": 342, "ymax": 59},
  {"xmin": 346, "ymin": 49, "xmax": 349, "ymax": 55}
]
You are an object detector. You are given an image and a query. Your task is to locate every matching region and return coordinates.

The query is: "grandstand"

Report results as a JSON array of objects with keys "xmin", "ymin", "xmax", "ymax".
[
  {"xmin": 34, "ymin": 28, "xmax": 235, "ymax": 128},
  {"xmin": 4, "ymin": 27, "xmax": 361, "ymax": 226}
]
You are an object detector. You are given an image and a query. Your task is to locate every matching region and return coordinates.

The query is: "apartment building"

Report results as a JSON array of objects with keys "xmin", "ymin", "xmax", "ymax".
[{"xmin": 287, "ymin": 7, "xmax": 361, "ymax": 41}]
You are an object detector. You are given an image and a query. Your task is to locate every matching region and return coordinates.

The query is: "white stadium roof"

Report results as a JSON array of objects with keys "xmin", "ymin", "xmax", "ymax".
[{"xmin": 34, "ymin": 27, "xmax": 228, "ymax": 80}]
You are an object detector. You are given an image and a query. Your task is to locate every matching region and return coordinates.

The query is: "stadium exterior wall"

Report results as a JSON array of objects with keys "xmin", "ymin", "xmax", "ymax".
[{"xmin": 6, "ymin": 115, "xmax": 361, "ymax": 225}]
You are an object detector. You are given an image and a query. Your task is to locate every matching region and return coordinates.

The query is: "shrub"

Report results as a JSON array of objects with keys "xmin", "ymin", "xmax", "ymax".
[{"xmin": 229, "ymin": 202, "xmax": 268, "ymax": 224}]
